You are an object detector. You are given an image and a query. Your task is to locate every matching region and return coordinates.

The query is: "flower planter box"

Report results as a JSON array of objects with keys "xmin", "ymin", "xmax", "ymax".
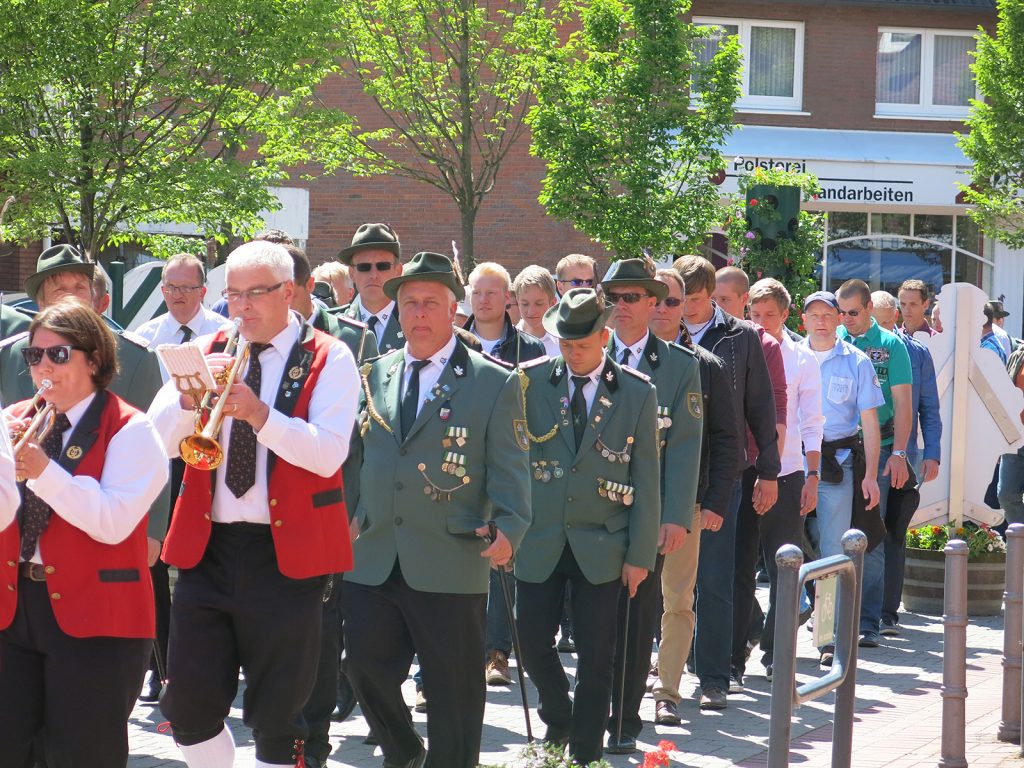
[{"xmin": 902, "ymin": 547, "xmax": 1006, "ymax": 616}]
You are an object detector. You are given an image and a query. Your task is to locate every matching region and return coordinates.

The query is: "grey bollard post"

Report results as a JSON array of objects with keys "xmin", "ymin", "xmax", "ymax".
[
  {"xmin": 833, "ymin": 529, "xmax": 868, "ymax": 768},
  {"xmin": 767, "ymin": 544, "xmax": 805, "ymax": 768},
  {"xmin": 939, "ymin": 539, "xmax": 969, "ymax": 768},
  {"xmin": 999, "ymin": 524, "xmax": 1024, "ymax": 743}
]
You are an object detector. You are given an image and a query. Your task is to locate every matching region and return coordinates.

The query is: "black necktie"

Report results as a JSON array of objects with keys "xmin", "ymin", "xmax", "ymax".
[
  {"xmin": 367, "ymin": 315, "xmax": 380, "ymax": 341},
  {"xmin": 180, "ymin": 325, "xmax": 193, "ymax": 343},
  {"xmin": 225, "ymin": 342, "xmax": 271, "ymax": 498},
  {"xmin": 570, "ymin": 375, "xmax": 589, "ymax": 451},
  {"xmin": 400, "ymin": 360, "xmax": 429, "ymax": 441},
  {"xmin": 619, "ymin": 346, "xmax": 631, "ymax": 366},
  {"xmin": 19, "ymin": 412, "xmax": 72, "ymax": 560}
]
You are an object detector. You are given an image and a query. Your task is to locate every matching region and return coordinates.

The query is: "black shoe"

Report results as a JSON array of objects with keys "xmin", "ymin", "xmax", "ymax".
[
  {"xmin": 820, "ymin": 645, "xmax": 835, "ymax": 667},
  {"xmin": 606, "ymin": 734, "xmax": 637, "ymax": 754},
  {"xmin": 699, "ymin": 687, "xmax": 727, "ymax": 710},
  {"xmin": 304, "ymin": 757, "xmax": 325, "ymax": 768},
  {"xmin": 859, "ymin": 631, "xmax": 881, "ymax": 648},
  {"xmin": 383, "ymin": 747, "xmax": 426, "ymax": 768},
  {"xmin": 880, "ymin": 617, "xmax": 900, "ymax": 636},
  {"xmin": 364, "ymin": 730, "xmax": 379, "ymax": 746},
  {"xmin": 764, "ymin": 664, "xmax": 773, "ymax": 682},
  {"xmin": 138, "ymin": 670, "xmax": 162, "ymax": 704},
  {"xmin": 543, "ymin": 729, "xmax": 570, "ymax": 748},
  {"xmin": 334, "ymin": 669, "xmax": 358, "ymax": 722},
  {"xmin": 556, "ymin": 636, "xmax": 575, "ymax": 653}
]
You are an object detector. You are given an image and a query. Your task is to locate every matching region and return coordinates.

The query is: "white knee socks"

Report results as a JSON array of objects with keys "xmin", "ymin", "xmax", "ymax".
[{"xmin": 178, "ymin": 726, "xmax": 236, "ymax": 768}]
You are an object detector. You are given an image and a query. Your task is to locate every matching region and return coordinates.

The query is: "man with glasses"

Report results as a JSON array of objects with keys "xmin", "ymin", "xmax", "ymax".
[
  {"xmin": 134, "ymin": 253, "xmax": 230, "ymax": 703},
  {"xmin": 836, "ymin": 279, "xmax": 912, "ymax": 649},
  {"xmin": 554, "ymin": 253, "xmax": 599, "ymax": 297},
  {"xmin": 599, "ymin": 259, "xmax": 701, "ymax": 754},
  {"xmin": 149, "ymin": 239, "xmax": 359, "ymax": 768},
  {"xmin": 336, "ymin": 223, "xmax": 405, "ymax": 354}
]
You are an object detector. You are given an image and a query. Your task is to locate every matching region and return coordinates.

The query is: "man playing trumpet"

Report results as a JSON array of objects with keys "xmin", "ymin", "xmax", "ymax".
[
  {"xmin": 0, "ymin": 300, "xmax": 167, "ymax": 767},
  {"xmin": 148, "ymin": 240, "xmax": 360, "ymax": 768}
]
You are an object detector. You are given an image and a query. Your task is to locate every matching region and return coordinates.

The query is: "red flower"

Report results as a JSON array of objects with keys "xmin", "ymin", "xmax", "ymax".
[
  {"xmin": 749, "ymin": 198, "xmax": 759, "ymax": 206},
  {"xmin": 659, "ymin": 740, "xmax": 677, "ymax": 752},
  {"xmin": 932, "ymin": 526, "xmax": 942, "ymax": 535}
]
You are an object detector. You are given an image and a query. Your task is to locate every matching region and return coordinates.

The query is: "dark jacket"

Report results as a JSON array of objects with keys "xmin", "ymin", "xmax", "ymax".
[
  {"xmin": 678, "ymin": 327, "xmax": 740, "ymax": 516},
  {"xmin": 696, "ymin": 306, "xmax": 781, "ymax": 481},
  {"xmin": 461, "ymin": 313, "xmax": 546, "ymax": 366}
]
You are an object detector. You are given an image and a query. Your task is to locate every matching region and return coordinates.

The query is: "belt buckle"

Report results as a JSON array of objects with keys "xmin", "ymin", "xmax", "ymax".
[{"xmin": 24, "ymin": 563, "xmax": 46, "ymax": 582}]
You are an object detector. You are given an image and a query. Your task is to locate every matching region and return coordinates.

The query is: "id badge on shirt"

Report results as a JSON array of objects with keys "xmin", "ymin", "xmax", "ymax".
[{"xmin": 827, "ymin": 376, "xmax": 853, "ymax": 405}]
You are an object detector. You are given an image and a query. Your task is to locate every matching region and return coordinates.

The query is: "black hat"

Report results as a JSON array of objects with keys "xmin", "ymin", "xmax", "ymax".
[
  {"xmin": 337, "ymin": 223, "xmax": 401, "ymax": 265},
  {"xmin": 600, "ymin": 258, "xmax": 668, "ymax": 300},
  {"xmin": 25, "ymin": 244, "xmax": 95, "ymax": 300},
  {"xmin": 985, "ymin": 300, "xmax": 1010, "ymax": 321},
  {"xmin": 543, "ymin": 288, "xmax": 612, "ymax": 340},
  {"xmin": 383, "ymin": 251, "xmax": 465, "ymax": 301}
]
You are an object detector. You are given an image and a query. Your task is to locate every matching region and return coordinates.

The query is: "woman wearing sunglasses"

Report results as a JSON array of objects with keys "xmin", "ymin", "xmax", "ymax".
[{"xmin": 0, "ymin": 299, "xmax": 168, "ymax": 767}]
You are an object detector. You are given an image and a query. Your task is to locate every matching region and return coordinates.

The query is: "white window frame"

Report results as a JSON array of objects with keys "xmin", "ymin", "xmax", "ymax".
[
  {"xmin": 694, "ymin": 17, "xmax": 805, "ymax": 113},
  {"xmin": 875, "ymin": 27, "xmax": 979, "ymax": 119}
]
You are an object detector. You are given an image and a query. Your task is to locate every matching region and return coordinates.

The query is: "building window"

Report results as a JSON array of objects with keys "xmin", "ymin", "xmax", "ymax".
[
  {"xmin": 875, "ymin": 28, "xmax": 978, "ymax": 119},
  {"xmin": 694, "ymin": 18, "xmax": 804, "ymax": 112}
]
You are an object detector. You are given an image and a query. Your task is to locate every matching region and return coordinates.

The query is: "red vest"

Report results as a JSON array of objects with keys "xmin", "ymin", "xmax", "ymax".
[
  {"xmin": 163, "ymin": 325, "xmax": 351, "ymax": 579},
  {"xmin": 0, "ymin": 392, "xmax": 154, "ymax": 638}
]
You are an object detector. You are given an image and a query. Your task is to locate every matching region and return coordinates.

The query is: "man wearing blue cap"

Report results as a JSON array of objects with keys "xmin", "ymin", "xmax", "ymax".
[{"xmin": 801, "ymin": 291, "xmax": 884, "ymax": 666}]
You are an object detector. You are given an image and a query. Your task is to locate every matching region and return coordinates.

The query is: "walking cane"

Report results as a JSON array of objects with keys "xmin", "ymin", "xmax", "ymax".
[
  {"xmin": 487, "ymin": 521, "xmax": 534, "ymax": 743},
  {"xmin": 153, "ymin": 637, "xmax": 168, "ymax": 686},
  {"xmin": 616, "ymin": 592, "xmax": 631, "ymax": 748}
]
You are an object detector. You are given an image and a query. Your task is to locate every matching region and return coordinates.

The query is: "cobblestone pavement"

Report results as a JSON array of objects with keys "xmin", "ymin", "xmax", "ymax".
[{"xmin": 127, "ymin": 589, "xmax": 1024, "ymax": 768}]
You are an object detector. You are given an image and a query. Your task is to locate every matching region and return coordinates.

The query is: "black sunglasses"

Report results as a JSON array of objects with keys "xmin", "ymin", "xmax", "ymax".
[
  {"xmin": 606, "ymin": 292, "xmax": 647, "ymax": 304},
  {"xmin": 839, "ymin": 308, "xmax": 862, "ymax": 317},
  {"xmin": 656, "ymin": 297, "xmax": 683, "ymax": 308},
  {"xmin": 559, "ymin": 278, "xmax": 594, "ymax": 287},
  {"xmin": 22, "ymin": 345, "xmax": 86, "ymax": 366},
  {"xmin": 354, "ymin": 261, "xmax": 397, "ymax": 273}
]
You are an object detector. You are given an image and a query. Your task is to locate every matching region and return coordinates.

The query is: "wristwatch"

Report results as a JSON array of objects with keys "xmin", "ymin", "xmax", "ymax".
[
  {"xmin": 892, "ymin": 450, "xmax": 908, "ymax": 460},
  {"xmin": 806, "ymin": 469, "xmax": 819, "ymax": 478}
]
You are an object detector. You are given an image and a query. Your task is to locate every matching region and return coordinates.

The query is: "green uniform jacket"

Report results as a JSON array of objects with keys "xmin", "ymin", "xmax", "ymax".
[
  {"xmin": 0, "ymin": 329, "xmax": 169, "ymax": 539},
  {"xmin": 345, "ymin": 339, "xmax": 531, "ymax": 594},
  {"xmin": 515, "ymin": 354, "xmax": 661, "ymax": 585},
  {"xmin": 312, "ymin": 306, "xmax": 379, "ymax": 362},
  {"xmin": 335, "ymin": 297, "xmax": 403, "ymax": 354},
  {"xmin": 0, "ymin": 305, "xmax": 30, "ymax": 340},
  {"xmin": 610, "ymin": 334, "xmax": 703, "ymax": 530}
]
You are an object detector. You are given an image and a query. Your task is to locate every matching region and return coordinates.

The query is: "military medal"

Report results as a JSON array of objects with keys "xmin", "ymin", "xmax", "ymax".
[
  {"xmin": 288, "ymin": 366, "xmax": 303, "ymax": 380},
  {"xmin": 657, "ymin": 406, "xmax": 673, "ymax": 430},
  {"xmin": 596, "ymin": 435, "xmax": 633, "ymax": 464},
  {"xmin": 66, "ymin": 446, "xmax": 82, "ymax": 460}
]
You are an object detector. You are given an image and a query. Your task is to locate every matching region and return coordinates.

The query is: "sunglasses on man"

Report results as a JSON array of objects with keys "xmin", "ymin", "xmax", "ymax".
[
  {"xmin": 22, "ymin": 345, "xmax": 86, "ymax": 366},
  {"xmin": 353, "ymin": 261, "xmax": 397, "ymax": 273},
  {"xmin": 559, "ymin": 278, "xmax": 594, "ymax": 288}
]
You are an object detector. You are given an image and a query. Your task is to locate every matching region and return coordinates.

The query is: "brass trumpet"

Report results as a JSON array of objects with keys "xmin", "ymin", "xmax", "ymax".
[
  {"xmin": 179, "ymin": 322, "xmax": 251, "ymax": 471},
  {"xmin": 12, "ymin": 380, "xmax": 58, "ymax": 480}
]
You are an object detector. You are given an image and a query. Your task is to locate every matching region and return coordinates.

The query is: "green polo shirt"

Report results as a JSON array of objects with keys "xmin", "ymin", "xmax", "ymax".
[{"xmin": 838, "ymin": 318, "xmax": 912, "ymax": 447}]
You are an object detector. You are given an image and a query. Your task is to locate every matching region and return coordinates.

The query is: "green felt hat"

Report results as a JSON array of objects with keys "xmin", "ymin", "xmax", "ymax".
[
  {"xmin": 543, "ymin": 288, "xmax": 612, "ymax": 340},
  {"xmin": 25, "ymin": 245, "xmax": 95, "ymax": 301},
  {"xmin": 383, "ymin": 251, "xmax": 465, "ymax": 301}
]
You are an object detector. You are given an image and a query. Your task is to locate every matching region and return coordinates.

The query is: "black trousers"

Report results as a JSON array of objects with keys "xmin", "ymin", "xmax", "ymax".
[
  {"xmin": 609, "ymin": 553, "xmax": 663, "ymax": 740},
  {"xmin": 732, "ymin": 468, "xmax": 805, "ymax": 671},
  {"xmin": 303, "ymin": 575, "xmax": 344, "ymax": 762},
  {"xmin": 0, "ymin": 579, "xmax": 149, "ymax": 768},
  {"xmin": 160, "ymin": 523, "xmax": 326, "ymax": 764},
  {"xmin": 149, "ymin": 458, "xmax": 186, "ymax": 681},
  {"xmin": 516, "ymin": 544, "xmax": 621, "ymax": 767},
  {"xmin": 343, "ymin": 564, "xmax": 486, "ymax": 768}
]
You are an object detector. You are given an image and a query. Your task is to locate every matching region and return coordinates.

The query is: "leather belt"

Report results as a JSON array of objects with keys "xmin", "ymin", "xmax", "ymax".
[{"xmin": 18, "ymin": 563, "xmax": 47, "ymax": 582}]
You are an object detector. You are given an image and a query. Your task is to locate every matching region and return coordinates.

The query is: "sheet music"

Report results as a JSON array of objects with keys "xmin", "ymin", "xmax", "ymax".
[{"xmin": 155, "ymin": 343, "xmax": 217, "ymax": 393}]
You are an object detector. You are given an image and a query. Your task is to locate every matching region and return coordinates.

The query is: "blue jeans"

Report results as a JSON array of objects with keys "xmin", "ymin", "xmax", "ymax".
[
  {"xmin": 810, "ymin": 454, "xmax": 855, "ymax": 560},
  {"xmin": 485, "ymin": 567, "xmax": 515, "ymax": 655},
  {"xmin": 694, "ymin": 479, "xmax": 742, "ymax": 692},
  {"xmin": 998, "ymin": 448, "xmax": 1024, "ymax": 526},
  {"xmin": 859, "ymin": 447, "xmax": 891, "ymax": 635}
]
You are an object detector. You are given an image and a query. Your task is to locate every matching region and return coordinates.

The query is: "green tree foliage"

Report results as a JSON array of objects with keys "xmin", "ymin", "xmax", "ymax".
[
  {"xmin": 0, "ymin": 0, "xmax": 356, "ymax": 259},
  {"xmin": 336, "ymin": 0, "xmax": 558, "ymax": 269},
  {"xmin": 528, "ymin": 0, "xmax": 741, "ymax": 259},
  {"xmin": 960, "ymin": 1, "xmax": 1024, "ymax": 248}
]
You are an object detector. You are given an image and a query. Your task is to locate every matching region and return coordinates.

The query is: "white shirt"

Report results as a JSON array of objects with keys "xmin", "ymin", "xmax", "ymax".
[
  {"xmin": 402, "ymin": 335, "xmax": 458, "ymax": 419},
  {"xmin": 778, "ymin": 333, "xmax": 825, "ymax": 477},
  {"xmin": 136, "ymin": 306, "xmax": 232, "ymax": 382},
  {"xmin": 148, "ymin": 313, "xmax": 359, "ymax": 525},
  {"xmin": 469, "ymin": 325, "xmax": 502, "ymax": 356},
  {"xmin": 7, "ymin": 392, "xmax": 169, "ymax": 563},
  {"xmin": 685, "ymin": 306, "xmax": 724, "ymax": 347},
  {"xmin": 612, "ymin": 331, "xmax": 649, "ymax": 368},
  {"xmin": 360, "ymin": 300, "xmax": 396, "ymax": 331},
  {"xmin": 516, "ymin": 321, "xmax": 560, "ymax": 357},
  {"xmin": 0, "ymin": 427, "xmax": 20, "ymax": 532},
  {"xmin": 566, "ymin": 358, "xmax": 603, "ymax": 415}
]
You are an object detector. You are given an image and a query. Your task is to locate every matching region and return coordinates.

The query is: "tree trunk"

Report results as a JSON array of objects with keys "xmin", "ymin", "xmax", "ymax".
[{"xmin": 459, "ymin": 204, "xmax": 477, "ymax": 276}]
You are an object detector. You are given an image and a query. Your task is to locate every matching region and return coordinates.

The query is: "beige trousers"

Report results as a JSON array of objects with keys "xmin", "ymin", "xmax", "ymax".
[{"xmin": 653, "ymin": 514, "xmax": 701, "ymax": 705}]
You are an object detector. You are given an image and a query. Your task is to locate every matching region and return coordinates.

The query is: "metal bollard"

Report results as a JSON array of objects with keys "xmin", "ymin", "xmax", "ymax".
[
  {"xmin": 999, "ymin": 524, "xmax": 1024, "ymax": 743},
  {"xmin": 833, "ymin": 529, "xmax": 868, "ymax": 768},
  {"xmin": 939, "ymin": 539, "xmax": 969, "ymax": 768},
  {"xmin": 767, "ymin": 544, "xmax": 804, "ymax": 768}
]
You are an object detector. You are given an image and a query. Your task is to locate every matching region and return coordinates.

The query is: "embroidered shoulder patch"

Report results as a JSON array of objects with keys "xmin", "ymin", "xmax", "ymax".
[{"xmin": 687, "ymin": 392, "xmax": 702, "ymax": 419}]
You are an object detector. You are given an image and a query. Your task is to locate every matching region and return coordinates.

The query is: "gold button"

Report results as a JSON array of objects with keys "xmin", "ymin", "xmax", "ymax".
[
  {"xmin": 273, "ymin": 520, "xmax": 283, "ymax": 528},
  {"xmin": 204, "ymin": 513, "xmax": 211, "ymax": 520},
  {"xmin": 270, "ymin": 499, "xmax": 278, "ymax": 507},
  {"xmin": 6, "ymin": 561, "xmax": 14, "ymax": 567},
  {"xmin": 7, "ymin": 585, "xmax": 14, "ymax": 591},
  {"xmin": 50, "ymin": 593, "xmax": 61, "ymax": 600},
  {"xmin": 44, "ymin": 566, "xmax": 55, "ymax": 574}
]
